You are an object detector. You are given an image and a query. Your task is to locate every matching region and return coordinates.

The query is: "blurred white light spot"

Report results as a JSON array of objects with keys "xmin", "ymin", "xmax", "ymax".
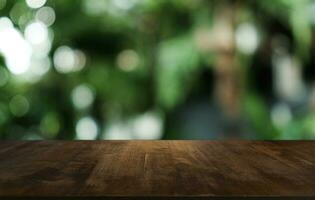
[
  {"xmin": 25, "ymin": 21, "xmax": 48, "ymax": 46},
  {"xmin": 112, "ymin": 0, "xmax": 137, "ymax": 10},
  {"xmin": 53, "ymin": 46, "xmax": 75, "ymax": 73},
  {"xmin": 9, "ymin": 95, "xmax": 30, "ymax": 117},
  {"xmin": 0, "ymin": 68, "xmax": 9, "ymax": 87},
  {"xmin": 26, "ymin": 0, "xmax": 46, "ymax": 9},
  {"xmin": 32, "ymin": 37, "xmax": 52, "ymax": 58},
  {"xmin": 36, "ymin": 7, "xmax": 56, "ymax": 27},
  {"xmin": 53, "ymin": 46, "xmax": 86, "ymax": 73},
  {"xmin": 30, "ymin": 57, "xmax": 51, "ymax": 76},
  {"xmin": 235, "ymin": 23, "xmax": 259, "ymax": 55},
  {"xmin": 0, "ymin": 17, "xmax": 32, "ymax": 75},
  {"xmin": 116, "ymin": 49, "xmax": 139, "ymax": 72},
  {"xmin": 104, "ymin": 122, "xmax": 133, "ymax": 140},
  {"xmin": 19, "ymin": 57, "xmax": 51, "ymax": 83},
  {"xmin": 83, "ymin": 0, "xmax": 107, "ymax": 16},
  {"xmin": 271, "ymin": 103, "xmax": 292, "ymax": 128},
  {"xmin": 104, "ymin": 111, "xmax": 163, "ymax": 140},
  {"xmin": 131, "ymin": 111, "xmax": 163, "ymax": 140},
  {"xmin": 0, "ymin": 16, "xmax": 11, "ymax": 30},
  {"xmin": 76, "ymin": 117, "xmax": 98, "ymax": 140},
  {"xmin": 72, "ymin": 84, "xmax": 95, "ymax": 110},
  {"xmin": 75, "ymin": 50, "xmax": 86, "ymax": 69},
  {"xmin": 272, "ymin": 52, "xmax": 305, "ymax": 102}
]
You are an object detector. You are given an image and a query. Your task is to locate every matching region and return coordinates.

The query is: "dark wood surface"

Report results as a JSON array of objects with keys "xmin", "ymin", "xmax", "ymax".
[{"xmin": 0, "ymin": 141, "xmax": 315, "ymax": 199}]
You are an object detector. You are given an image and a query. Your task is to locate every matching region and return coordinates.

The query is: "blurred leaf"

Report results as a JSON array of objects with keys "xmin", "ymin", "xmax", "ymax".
[
  {"xmin": 244, "ymin": 94, "xmax": 279, "ymax": 139},
  {"xmin": 290, "ymin": 0, "xmax": 312, "ymax": 60},
  {"xmin": 157, "ymin": 34, "xmax": 200, "ymax": 109}
]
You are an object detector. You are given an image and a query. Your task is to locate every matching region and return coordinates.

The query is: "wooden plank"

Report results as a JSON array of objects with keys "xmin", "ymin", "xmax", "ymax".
[{"xmin": 0, "ymin": 141, "xmax": 315, "ymax": 199}]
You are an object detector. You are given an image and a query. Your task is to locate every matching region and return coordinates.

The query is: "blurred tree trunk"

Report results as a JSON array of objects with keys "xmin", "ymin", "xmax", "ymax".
[{"xmin": 212, "ymin": 3, "xmax": 241, "ymax": 120}]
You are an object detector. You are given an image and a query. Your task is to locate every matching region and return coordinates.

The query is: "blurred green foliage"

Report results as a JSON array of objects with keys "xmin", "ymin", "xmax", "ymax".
[{"xmin": 1, "ymin": 0, "xmax": 315, "ymax": 140}]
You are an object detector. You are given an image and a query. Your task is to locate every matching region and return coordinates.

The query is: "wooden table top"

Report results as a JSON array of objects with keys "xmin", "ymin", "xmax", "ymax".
[{"xmin": 0, "ymin": 141, "xmax": 315, "ymax": 199}]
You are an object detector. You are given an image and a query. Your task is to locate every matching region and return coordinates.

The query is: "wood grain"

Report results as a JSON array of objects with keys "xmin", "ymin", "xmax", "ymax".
[{"xmin": 0, "ymin": 141, "xmax": 315, "ymax": 199}]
